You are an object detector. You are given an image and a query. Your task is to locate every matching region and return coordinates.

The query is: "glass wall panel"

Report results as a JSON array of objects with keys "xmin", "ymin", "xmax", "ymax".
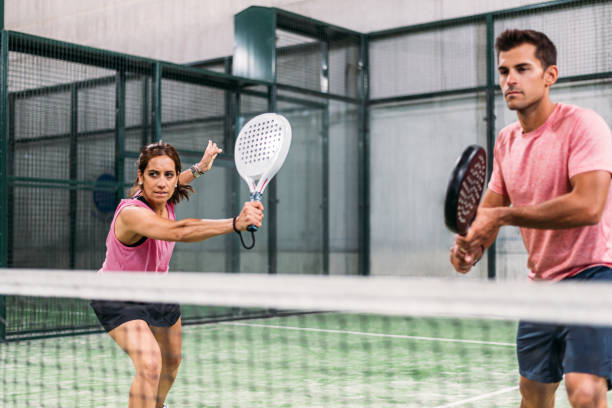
[{"xmin": 370, "ymin": 94, "xmax": 487, "ymax": 278}]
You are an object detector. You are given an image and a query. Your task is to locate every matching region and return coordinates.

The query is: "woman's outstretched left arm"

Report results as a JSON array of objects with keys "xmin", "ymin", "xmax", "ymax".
[{"xmin": 179, "ymin": 140, "xmax": 223, "ymax": 185}]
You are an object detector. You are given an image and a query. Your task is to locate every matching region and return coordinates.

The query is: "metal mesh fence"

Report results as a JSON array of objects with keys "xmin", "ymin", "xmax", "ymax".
[
  {"xmin": 369, "ymin": 93, "xmax": 489, "ymax": 278},
  {"xmin": 276, "ymin": 29, "xmax": 323, "ymax": 92},
  {"xmin": 490, "ymin": 0, "xmax": 612, "ymax": 280},
  {"xmin": 276, "ymin": 89, "xmax": 326, "ymax": 274},
  {"xmin": 236, "ymin": 92, "xmax": 270, "ymax": 273},
  {"xmin": 329, "ymin": 39, "xmax": 360, "ymax": 98},
  {"xmin": 5, "ymin": 36, "xmax": 150, "ymax": 270},
  {"xmin": 329, "ymin": 100, "xmax": 359, "ymax": 274},
  {"xmin": 161, "ymin": 79, "xmax": 226, "ymax": 149},
  {"xmin": 493, "ymin": 1, "xmax": 612, "ymax": 82},
  {"xmin": 1, "ymin": 5, "xmax": 612, "ymax": 407},
  {"xmin": 367, "ymin": 0, "xmax": 612, "ymax": 278},
  {"xmin": 369, "ymin": 22, "xmax": 487, "ymax": 100},
  {"xmin": 2, "ymin": 1, "xmax": 612, "ymax": 283},
  {"xmin": 9, "ymin": 51, "xmax": 111, "ymax": 269}
]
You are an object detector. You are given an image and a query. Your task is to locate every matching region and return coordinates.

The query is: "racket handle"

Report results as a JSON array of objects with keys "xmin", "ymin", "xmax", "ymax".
[{"xmin": 247, "ymin": 192, "xmax": 262, "ymax": 232}]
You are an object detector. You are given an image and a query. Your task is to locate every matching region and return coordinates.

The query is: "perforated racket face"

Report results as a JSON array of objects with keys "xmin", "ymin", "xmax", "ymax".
[
  {"xmin": 234, "ymin": 113, "xmax": 291, "ymax": 194},
  {"xmin": 444, "ymin": 145, "xmax": 487, "ymax": 235}
]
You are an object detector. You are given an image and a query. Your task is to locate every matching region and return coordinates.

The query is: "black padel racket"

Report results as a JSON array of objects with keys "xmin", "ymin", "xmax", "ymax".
[{"xmin": 444, "ymin": 145, "xmax": 487, "ymax": 235}]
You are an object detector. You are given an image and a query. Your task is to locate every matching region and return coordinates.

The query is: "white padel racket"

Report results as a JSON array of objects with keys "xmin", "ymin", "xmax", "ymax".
[{"xmin": 234, "ymin": 113, "xmax": 292, "ymax": 249}]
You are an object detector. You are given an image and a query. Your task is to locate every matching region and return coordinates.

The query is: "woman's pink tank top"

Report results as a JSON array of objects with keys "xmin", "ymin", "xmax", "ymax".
[{"xmin": 99, "ymin": 198, "xmax": 176, "ymax": 273}]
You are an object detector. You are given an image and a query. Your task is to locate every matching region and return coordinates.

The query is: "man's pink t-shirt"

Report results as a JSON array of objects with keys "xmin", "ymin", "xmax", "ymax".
[
  {"xmin": 488, "ymin": 103, "xmax": 612, "ymax": 281},
  {"xmin": 99, "ymin": 198, "xmax": 176, "ymax": 273}
]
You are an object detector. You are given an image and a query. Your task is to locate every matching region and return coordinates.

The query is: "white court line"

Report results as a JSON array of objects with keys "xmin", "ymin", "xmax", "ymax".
[
  {"xmin": 222, "ymin": 322, "xmax": 515, "ymax": 347},
  {"xmin": 432, "ymin": 386, "xmax": 519, "ymax": 408}
]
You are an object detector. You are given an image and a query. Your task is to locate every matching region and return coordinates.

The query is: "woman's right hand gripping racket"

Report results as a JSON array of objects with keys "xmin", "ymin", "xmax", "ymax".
[
  {"xmin": 444, "ymin": 145, "xmax": 487, "ymax": 235},
  {"xmin": 234, "ymin": 113, "xmax": 292, "ymax": 249}
]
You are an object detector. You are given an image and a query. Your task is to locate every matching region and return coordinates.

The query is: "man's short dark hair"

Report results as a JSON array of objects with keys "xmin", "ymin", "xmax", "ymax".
[{"xmin": 495, "ymin": 29, "xmax": 557, "ymax": 69}]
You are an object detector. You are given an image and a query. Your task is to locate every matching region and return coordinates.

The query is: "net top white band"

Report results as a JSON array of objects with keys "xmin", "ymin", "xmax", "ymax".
[{"xmin": 1, "ymin": 268, "xmax": 611, "ymax": 326}]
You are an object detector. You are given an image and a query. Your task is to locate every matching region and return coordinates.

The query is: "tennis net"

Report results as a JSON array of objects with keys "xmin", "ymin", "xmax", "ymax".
[{"xmin": 2, "ymin": 269, "xmax": 612, "ymax": 407}]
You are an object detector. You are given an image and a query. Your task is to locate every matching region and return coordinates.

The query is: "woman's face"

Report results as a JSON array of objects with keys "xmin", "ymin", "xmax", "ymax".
[{"xmin": 138, "ymin": 155, "xmax": 178, "ymax": 207}]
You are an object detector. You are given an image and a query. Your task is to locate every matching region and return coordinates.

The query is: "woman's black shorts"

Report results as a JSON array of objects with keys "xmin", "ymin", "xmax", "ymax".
[{"xmin": 90, "ymin": 300, "xmax": 181, "ymax": 332}]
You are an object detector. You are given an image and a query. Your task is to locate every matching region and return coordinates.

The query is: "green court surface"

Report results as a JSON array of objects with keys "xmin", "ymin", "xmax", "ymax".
[{"xmin": 1, "ymin": 313, "xmax": 608, "ymax": 407}]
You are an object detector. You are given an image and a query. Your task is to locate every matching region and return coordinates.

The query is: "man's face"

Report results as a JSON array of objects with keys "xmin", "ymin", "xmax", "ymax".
[{"xmin": 498, "ymin": 43, "xmax": 553, "ymax": 111}]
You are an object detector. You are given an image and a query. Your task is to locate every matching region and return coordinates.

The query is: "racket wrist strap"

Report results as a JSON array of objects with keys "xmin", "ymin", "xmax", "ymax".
[
  {"xmin": 233, "ymin": 216, "xmax": 255, "ymax": 250},
  {"xmin": 473, "ymin": 245, "xmax": 485, "ymax": 266}
]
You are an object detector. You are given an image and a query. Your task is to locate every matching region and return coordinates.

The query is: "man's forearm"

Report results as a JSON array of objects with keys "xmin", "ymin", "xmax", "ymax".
[{"xmin": 495, "ymin": 193, "xmax": 600, "ymax": 229}]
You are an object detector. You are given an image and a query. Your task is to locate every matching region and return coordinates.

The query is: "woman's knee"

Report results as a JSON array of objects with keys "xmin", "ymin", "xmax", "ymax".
[
  {"xmin": 136, "ymin": 351, "xmax": 163, "ymax": 383},
  {"xmin": 162, "ymin": 351, "xmax": 182, "ymax": 374}
]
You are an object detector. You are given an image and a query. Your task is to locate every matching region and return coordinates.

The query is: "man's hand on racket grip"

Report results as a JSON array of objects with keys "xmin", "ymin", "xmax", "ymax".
[
  {"xmin": 450, "ymin": 242, "xmax": 483, "ymax": 274},
  {"xmin": 463, "ymin": 207, "xmax": 502, "ymax": 249},
  {"xmin": 235, "ymin": 202, "xmax": 264, "ymax": 231}
]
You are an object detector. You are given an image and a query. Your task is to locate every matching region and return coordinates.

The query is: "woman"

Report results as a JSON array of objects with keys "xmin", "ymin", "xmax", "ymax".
[{"xmin": 91, "ymin": 140, "xmax": 263, "ymax": 408}]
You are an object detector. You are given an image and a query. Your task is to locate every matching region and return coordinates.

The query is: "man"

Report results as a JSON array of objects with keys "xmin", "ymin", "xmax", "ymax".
[{"xmin": 450, "ymin": 29, "xmax": 612, "ymax": 407}]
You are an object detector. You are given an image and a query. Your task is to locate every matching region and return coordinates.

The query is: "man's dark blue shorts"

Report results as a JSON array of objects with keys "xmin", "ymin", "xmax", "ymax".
[{"xmin": 517, "ymin": 265, "xmax": 612, "ymax": 388}]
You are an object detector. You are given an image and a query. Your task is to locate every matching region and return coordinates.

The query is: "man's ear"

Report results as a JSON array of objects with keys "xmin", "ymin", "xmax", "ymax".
[{"xmin": 544, "ymin": 64, "xmax": 559, "ymax": 87}]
